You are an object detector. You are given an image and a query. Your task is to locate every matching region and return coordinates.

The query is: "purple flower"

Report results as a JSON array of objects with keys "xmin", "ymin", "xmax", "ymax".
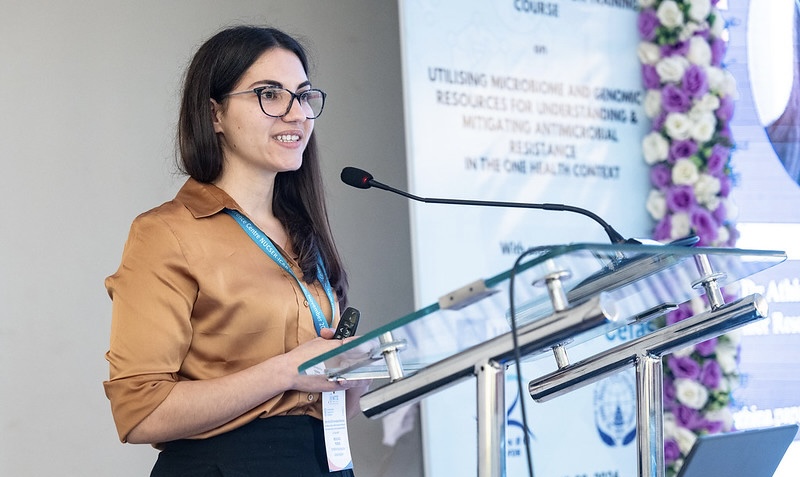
[
  {"xmin": 643, "ymin": 64, "xmax": 661, "ymax": 89},
  {"xmin": 652, "ymin": 111, "xmax": 667, "ymax": 132},
  {"xmin": 653, "ymin": 216, "xmax": 672, "ymax": 241},
  {"xmin": 716, "ymin": 95, "xmax": 735, "ymax": 122},
  {"xmin": 669, "ymin": 139, "xmax": 699, "ymax": 162},
  {"xmin": 667, "ymin": 185, "xmax": 697, "ymax": 212},
  {"xmin": 661, "ymin": 40, "xmax": 690, "ymax": 58},
  {"xmin": 691, "ymin": 207, "xmax": 720, "ymax": 244},
  {"xmin": 695, "ymin": 338, "xmax": 718, "ymax": 357},
  {"xmin": 668, "ymin": 355, "xmax": 701, "ymax": 379},
  {"xmin": 725, "ymin": 225, "xmax": 740, "ymax": 246},
  {"xmin": 712, "ymin": 201, "xmax": 727, "ymax": 224},
  {"xmin": 651, "ymin": 163, "xmax": 672, "ymax": 188},
  {"xmin": 638, "ymin": 9, "xmax": 659, "ymax": 41},
  {"xmin": 694, "ymin": 29, "xmax": 711, "ymax": 41},
  {"xmin": 719, "ymin": 175, "xmax": 732, "ymax": 197},
  {"xmin": 662, "ymin": 84, "xmax": 692, "ymax": 113},
  {"xmin": 664, "ymin": 377, "xmax": 677, "ymax": 408},
  {"xmin": 700, "ymin": 360, "xmax": 723, "ymax": 389},
  {"xmin": 706, "ymin": 144, "xmax": 729, "ymax": 176},
  {"xmin": 703, "ymin": 418, "xmax": 724, "ymax": 433},
  {"xmin": 676, "ymin": 405, "xmax": 704, "ymax": 429},
  {"xmin": 711, "ymin": 37, "xmax": 726, "ymax": 66},
  {"xmin": 667, "ymin": 303, "xmax": 694, "ymax": 325},
  {"xmin": 718, "ymin": 122, "xmax": 732, "ymax": 141},
  {"xmin": 665, "ymin": 439, "xmax": 681, "ymax": 463},
  {"xmin": 683, "ymin": 65, "xmax": 709, "ymax": 99}
]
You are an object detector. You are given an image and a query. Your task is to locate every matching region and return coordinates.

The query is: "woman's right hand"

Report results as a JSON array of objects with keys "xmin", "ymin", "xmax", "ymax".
[{"xmin": 275, "ymin": 334, "xmax": 364, "ymax": 394}]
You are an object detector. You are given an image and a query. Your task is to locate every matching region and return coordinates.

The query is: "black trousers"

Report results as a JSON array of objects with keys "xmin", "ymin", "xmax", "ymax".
[{"xmin": 151, "ymin": 415, "xmax": 356, "ymax": 477}]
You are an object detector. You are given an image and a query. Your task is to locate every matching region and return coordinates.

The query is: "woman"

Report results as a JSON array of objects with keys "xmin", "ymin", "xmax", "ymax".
[{"xmin": 103, "ymin": 25, "xmax": 366, "ymax": 476}]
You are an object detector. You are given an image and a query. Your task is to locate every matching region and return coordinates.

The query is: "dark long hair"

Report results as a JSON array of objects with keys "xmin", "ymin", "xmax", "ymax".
[{"xmin": 177, "ymin": 25, "xmax": 348, "ymax": 306}]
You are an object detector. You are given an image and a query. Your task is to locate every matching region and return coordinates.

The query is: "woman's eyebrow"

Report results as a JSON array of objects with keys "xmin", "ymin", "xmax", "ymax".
[{"xmin": 249, "ymin": 79, "xmax": 313, "ymax": 90}]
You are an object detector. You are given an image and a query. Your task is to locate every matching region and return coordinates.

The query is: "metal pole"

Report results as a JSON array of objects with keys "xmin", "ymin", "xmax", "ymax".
[
  {"xmin": 635, "ymin": 353, "xmax": 664, "ymax": 477},
  {"xmin": 379, "ymin": 332, "xmax": 405, "ymax": 382},
  {"xmin": 477, "ymin": 360, "xmax": 506, "ymax": 477}
]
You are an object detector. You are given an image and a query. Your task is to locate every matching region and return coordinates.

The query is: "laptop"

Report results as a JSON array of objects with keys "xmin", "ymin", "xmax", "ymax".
[{"xmin": 677, "ymin": 424, "xmax": 799, "ymax": 477}]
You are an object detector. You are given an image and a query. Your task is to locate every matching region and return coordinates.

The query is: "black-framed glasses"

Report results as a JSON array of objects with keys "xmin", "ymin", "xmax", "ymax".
[{"xmin": 224, "ymin": 86, "xmax": 326, "ymax": 119}]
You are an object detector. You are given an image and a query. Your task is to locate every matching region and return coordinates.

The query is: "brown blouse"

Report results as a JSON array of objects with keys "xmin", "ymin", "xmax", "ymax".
[{"xmin": 103, "ymin": 178, "xmax": 335, "ymax": 442}]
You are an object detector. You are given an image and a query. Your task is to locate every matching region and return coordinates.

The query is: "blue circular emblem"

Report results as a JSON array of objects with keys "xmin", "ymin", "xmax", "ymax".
[{"xmin": 593, "ymin": 371, "xmax": 637, "ymax": 447}]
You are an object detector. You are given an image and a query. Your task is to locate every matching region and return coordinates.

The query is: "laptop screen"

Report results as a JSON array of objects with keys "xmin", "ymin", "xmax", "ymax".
[{"xmin": 676, "ymin": 424, "xmax": 798, "ymax": 477}]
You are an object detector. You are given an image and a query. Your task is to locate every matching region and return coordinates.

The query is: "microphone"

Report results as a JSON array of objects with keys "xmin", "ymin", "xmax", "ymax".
[{"xmin": 340, "ymin": 166, "xmax": 633, "ymax": 244}]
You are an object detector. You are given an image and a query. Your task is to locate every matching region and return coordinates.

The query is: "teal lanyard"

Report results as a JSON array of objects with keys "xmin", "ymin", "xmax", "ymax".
[{"xmin": 224, "ymin": 209, "xmax": 335, "ymax": 336}]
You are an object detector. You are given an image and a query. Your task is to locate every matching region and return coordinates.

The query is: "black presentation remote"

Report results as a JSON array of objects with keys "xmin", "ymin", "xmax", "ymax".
[{"xmin": 333, "ymin": 306, "xmax": 360, "ymax": 339}]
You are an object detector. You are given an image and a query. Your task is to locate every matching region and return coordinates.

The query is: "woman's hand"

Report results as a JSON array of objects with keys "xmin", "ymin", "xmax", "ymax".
[{"xmin": 275, "ymin": 330, "xmax": 365, "ymax": 394}]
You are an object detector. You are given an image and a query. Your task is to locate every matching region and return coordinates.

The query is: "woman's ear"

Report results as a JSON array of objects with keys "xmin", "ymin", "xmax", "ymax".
[{"xmin": 211, "ymin": 99, "xmax": 224, "ymax": 134}]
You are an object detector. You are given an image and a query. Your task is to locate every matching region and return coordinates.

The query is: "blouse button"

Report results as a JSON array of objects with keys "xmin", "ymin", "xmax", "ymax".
[
  {"xmin": 303, "ymin": 300, "xmax": 309, "ymax": 307},
  {"xmin": 307, "ymin": 394, "xmax": 315, "ymax": 402}
]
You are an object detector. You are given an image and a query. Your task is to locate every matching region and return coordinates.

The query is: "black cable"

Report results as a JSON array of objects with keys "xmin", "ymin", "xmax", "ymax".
[{"xmin": 508, "ymin": 246, "xmax": 551, "ymax": 477}]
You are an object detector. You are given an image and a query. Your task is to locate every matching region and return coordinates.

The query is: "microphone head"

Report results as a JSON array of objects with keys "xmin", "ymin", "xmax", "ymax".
[{"xmin": 341, "ymin": 167, "xmax": 373, "ymax": 189}]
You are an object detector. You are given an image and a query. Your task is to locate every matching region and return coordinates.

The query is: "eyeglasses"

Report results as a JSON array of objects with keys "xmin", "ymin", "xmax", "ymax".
[{"xmin": 224, "ymin": 86, "xmax": 326, "ymax": 119}]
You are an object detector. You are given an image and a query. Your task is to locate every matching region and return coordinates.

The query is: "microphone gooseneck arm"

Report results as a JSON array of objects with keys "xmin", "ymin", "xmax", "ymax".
[{"xmin": 341, "ymin": 166, "xmax": 629, "ymax": 244}]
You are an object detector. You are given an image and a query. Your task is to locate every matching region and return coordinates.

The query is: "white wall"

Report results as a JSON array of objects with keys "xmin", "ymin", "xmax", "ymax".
[{"xmin": 0, "ymin": 1, "xmax": 419, "ymax": 475}]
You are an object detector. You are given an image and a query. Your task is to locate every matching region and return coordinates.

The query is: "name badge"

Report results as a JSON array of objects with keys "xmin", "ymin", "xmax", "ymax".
[{"xmin": 322, "ymin": 390, "xmax": 353, "ymax": 472}]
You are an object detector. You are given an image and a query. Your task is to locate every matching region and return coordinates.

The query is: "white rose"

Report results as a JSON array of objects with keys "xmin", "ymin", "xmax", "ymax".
[
  {"xmin": 715, "ymin": 225, "xmax": 730, "ymax": 245},
  {"xmin": 688, "ymin": 0, "xmax": 712, "ymax": 22},
  {"xmin": 722, "ymin": 69, "xmax": 739, "ymax": 98},
  {"xmin": 706, "ymin": 66, "xmax": 724, "ymax": 92},
  {"xmin": 707, "ymin": 66, "xmax": 737, "ymax": 97},
  {"xmin": 656, "ymin": 56, "xmax": 690, "ymax": 83},
  {"xmin": 639, "ymin": 0, "xmax": 656, "ymax": 8},
  {"xmin": 689, "ymin": 113, "xmax": 717, "ymax": 142},
  {"xmin": 705, "ymin": 408, "xmax": 735, "ymax": 432},
  {"xmin": 638, "ymin": 42, "xmax": 662, "ymax": 65},
  {"xmin": 664, "ymin": 413, "xmax": 678, "ymax": 438},
  {"xmin": 690, "ymin": 296, "xmax": 707, "ymax": 315},
  {"xmin": 644, "ymin": 89, "xmax": 662, "ymax": 118},
  {"xmin": 717, "ymin": 342, "xmax": 739, "ymax": 373},
  {"xmin": 691, "ymin": 93, "xmax": 720, "ymax": 114},
  {"xmin": 664, "ymin": 112, "xmax": 692, "ymax": 140},
  {"xmin": 643, "ymin": 131, "xmax": 670, "ymax": 164},
  {"xmin": 710, "ymin": 11, "xmax": 725, "ymax": 38},
  {"xmin": 703, "ymin": 194, "xmax": 721, "ymax": 211},
  {"xmin": 694, "ymin": 172, "xmax": 722, "ymax": 200},
  {"xmin": 687, "ymin": 36, "xmax": 712, "ymax": 66},
  {"xmin": 689, "ymin": 0, "xmax": 711, "ymax": 22},
  {"xmin": 646, "ymin": 189, "xmax": 667, "ymax": 220},
  {"xmin": 672, "ymin": 158, "xmax": 700, "ymax": 185},
  {"xmin": 675, "ymin": 425, "xmax": 698, "ymax": 455},
  {"xmin": 671, "ymin": 212, "xmax": 691, "ymax": 239},
  {"xmin": 657, "ymin": 1, "xmax": 685, "ymax": 28},
  {"xmin": 725, "ymin": 329, "xmax": 743, "ymax": 347},
  {"xmin": 675, "ymin": 378, "xmax": 710, "ymax": 410},
  {"xmin": 672, "ymin": 344, "xmax": 695, "ymax": 358},
  {"xmin": 679, "ymin": 21, "xmax": 702, "ymax": 42}
]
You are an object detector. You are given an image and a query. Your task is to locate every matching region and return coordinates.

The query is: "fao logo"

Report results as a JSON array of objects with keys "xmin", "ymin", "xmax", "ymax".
[{"xmin": 593, "ymin": 372, "xmax": 637, "ymax": 447}]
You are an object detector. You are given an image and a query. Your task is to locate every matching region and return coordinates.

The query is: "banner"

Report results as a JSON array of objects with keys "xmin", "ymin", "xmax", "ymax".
[{"xmin": 398, "ymin": 0, "xmax": 649, "ymax": 475}]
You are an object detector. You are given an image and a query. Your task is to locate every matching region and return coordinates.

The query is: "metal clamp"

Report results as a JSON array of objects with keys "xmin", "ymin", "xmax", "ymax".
[
  {"xmin": 691, "ymin": 254, "xmax": 726, "ymax": 309},
  {"xmin": 374, "ymin": 332, "xmax": 406, "ymax": 382},
  {"xmin": 533, "ymin": 269, "xmax": 573, "ymax": 368}
]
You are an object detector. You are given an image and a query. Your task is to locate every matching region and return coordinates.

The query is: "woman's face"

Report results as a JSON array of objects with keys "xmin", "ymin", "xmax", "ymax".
[{"xmin": 213, "ymin": 47, "xmax": 314, "ymax": 178}]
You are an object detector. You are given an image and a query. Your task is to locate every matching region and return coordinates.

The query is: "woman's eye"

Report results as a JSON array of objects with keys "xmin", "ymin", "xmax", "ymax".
[{"xmin": 261, "ymin": 89, "xmax": 282, "ymax": 101}]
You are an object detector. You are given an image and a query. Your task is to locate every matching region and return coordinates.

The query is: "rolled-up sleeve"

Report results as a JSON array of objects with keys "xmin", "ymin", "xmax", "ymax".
[{"xmin": 103, "ymin": 211, "xmax": 197, "ymax": 442}]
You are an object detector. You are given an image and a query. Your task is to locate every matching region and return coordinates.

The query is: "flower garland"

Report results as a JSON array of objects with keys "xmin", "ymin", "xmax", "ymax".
[{"xmin": 636, "ymin": 1, "xmax": 741, "ymax": 476}]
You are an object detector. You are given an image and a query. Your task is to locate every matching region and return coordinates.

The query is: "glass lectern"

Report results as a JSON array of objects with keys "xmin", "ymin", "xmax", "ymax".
[{"xmin": 299, "ymin": 243, "xmax": 786, "ymax": 477}]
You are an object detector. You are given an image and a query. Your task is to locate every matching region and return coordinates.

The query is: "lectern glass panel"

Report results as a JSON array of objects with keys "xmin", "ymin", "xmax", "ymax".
[{"xmin": 298, "ymin": 243, "xmax": 785, "ymax": 382}]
